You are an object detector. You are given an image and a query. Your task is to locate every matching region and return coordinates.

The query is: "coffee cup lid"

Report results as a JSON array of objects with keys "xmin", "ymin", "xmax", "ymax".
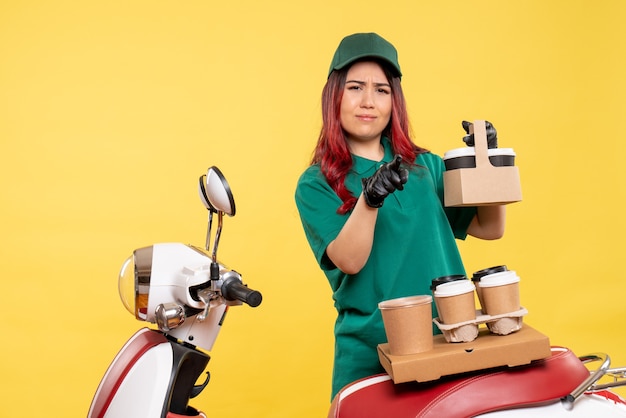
[
  {"xmin": 472, "ymin": 265, "xmax": 508, "ymax": 281},
  {"xmin": 430, "ymin": 274, "xmax": 466, "ymax": 290},
  {"xmin": 378, "ymin": 295, "xmax": 432, "ymax": 309},
  {"xmin": 488, "ymin": 148, "xmax": 516, "ymax": 156},
  {"xmin": 443, "ymin": 147, "xmax": 474, "ymax": 160},
  {"xmin": 443, "ymin": 147, "xmax": 516, "ymax": 160},
  {"xmin": 433, "ymin": 280, "xmax": 475, "ymax": 297},
  {"xmin": 478, "ymin": 271, "xmax": 520, "ymax": 287}
]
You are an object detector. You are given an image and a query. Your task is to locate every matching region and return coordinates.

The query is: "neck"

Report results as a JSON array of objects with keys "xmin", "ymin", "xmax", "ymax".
[{"xmin": 348, "ymin": 138, "xmax": 384, "ymax": 161}]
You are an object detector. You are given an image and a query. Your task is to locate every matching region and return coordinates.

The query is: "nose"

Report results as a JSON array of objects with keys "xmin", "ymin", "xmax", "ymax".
[{"xmin": 360, "ymin": 87, "xmax": 375, "ymax": 108}]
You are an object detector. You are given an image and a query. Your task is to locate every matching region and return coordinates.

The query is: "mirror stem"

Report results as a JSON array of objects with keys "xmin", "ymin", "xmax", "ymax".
[
  {"xmin": 205, "ymin": 211, "xmax": 214, "ymax": 251},
  {"xmin": 212, "ymin": 211, "xmax": 224, "ymax": 263}
]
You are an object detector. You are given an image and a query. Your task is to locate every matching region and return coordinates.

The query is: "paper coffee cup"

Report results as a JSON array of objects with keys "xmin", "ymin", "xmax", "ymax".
[
  {"xmin": 379, "ymin": 295, "xmax": 433, "ymax": 356},
  {"xmin": 472, "ymin": 265, "xmax": 508, "ymax": 314},
  {"xmin": 433, "ymin": 280, "xmax": 477, "ymax": 324},
  {"xmin": 479, "ymin": 271, "xmax": 521, "ymax": 315}
]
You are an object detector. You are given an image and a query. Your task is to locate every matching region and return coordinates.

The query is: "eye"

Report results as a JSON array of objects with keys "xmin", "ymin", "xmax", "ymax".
[
  {"xmin": 346, "ymin": 84, "xmax": 362, "ymax": 91},
  {"xmin": 377, "ymin": 87, "xmax": 391, "ymax": 94}
]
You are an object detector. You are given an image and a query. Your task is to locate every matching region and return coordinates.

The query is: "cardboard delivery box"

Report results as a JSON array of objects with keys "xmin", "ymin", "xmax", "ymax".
[
  {"xmin": 377, "ymin": 324, "xmax": 551, "ymax": 384},
  {"xmin": 443, "ymin": 120, "xmax": 522, "ymax": 207}
]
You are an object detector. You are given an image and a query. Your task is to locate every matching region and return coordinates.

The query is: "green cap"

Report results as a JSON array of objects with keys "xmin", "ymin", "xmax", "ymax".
[{"xmin": 327, "ymin": 32, "xmax": 401, "ymax": 79}]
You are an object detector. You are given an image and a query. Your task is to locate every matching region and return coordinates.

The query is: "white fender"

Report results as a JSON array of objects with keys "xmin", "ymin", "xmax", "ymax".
[{"xmin": 89, "ymin": 328, "xmax": 174, "ymax": 418}]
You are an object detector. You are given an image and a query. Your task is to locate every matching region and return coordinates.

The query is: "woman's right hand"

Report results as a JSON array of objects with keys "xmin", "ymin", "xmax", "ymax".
[{"xmin": 361, "ymin": 155, "xmax": 408, "ymax": 208}]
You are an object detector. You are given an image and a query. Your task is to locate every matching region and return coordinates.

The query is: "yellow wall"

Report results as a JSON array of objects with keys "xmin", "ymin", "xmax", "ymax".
[{"xmin": 1, "ymin": 1, "xmax": 625, "ymax": 416}]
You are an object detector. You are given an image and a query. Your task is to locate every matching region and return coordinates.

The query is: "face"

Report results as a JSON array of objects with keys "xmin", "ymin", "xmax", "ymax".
[{"xmin": 340, "ymin": 61, "xmax": 392, "ymax": 148}]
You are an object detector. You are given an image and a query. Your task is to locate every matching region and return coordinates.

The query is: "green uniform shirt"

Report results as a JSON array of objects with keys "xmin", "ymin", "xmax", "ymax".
[{"xmin": 295, "ymin": 137, "xmax": 476, "ymax": 399}]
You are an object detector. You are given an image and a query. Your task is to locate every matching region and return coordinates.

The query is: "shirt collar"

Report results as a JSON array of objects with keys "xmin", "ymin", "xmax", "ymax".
[{"xmin": 351, "ymin": 136, "xmax": 394, "ymax": 175}]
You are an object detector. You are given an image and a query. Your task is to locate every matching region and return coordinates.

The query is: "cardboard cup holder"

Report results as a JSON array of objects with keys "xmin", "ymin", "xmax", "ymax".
[
  {"xmin": 433, "ymin": 307, "xmax": 527, "ymax": 343},
  {"xmin": 378, "ymin": 271, "xmax": 549, "ymax": 384},
  {"xmin": 443, "ymin": 120, "xmax": 522, "ymax": 207},
  {"xmin": 377, "ymin": 324, "xmax": 551, "ymax": 384}
]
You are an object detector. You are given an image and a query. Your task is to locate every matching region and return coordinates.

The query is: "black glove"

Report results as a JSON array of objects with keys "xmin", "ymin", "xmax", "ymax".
[
  {"xmin": 361, "ymin": 155, "xmax": 409, "ymax": 208},
  {"xmin": 462, "ymin": 120, "xmax": 498, "ymax": 148}
]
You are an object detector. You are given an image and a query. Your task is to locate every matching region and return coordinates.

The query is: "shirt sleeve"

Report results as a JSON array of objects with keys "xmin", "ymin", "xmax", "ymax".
[{"xmin": 294, "ymin": 165, "xmax": 349, "ymax": 271}]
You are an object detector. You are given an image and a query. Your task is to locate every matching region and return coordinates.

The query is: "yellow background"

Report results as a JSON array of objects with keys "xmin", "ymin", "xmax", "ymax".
[{"xmin": 1, "ymin": 1, "xmax": 625, "ymax": 417}]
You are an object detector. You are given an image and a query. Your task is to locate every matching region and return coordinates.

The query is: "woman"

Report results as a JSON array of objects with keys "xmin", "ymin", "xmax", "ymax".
[{"xmin": 294, "ymin": 32, "xmax": 505, "ymax": 400}]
